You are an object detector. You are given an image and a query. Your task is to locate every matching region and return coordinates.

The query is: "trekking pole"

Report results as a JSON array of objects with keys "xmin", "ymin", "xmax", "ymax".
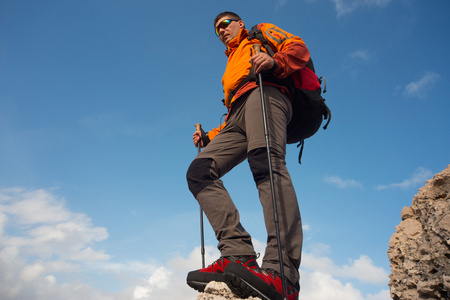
[
  {"xmin": 252, "ymin": 44, "xmax": 288, "ymax": 300},
  {"xmin": 195, "ymin": 123, "xmax": 206, "ymax": 269}
]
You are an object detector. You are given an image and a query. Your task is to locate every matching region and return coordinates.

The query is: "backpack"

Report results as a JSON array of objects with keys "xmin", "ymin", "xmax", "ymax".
[{"xmin": 245, "ymin": 25, "xmax": 331, "ymax": 163}]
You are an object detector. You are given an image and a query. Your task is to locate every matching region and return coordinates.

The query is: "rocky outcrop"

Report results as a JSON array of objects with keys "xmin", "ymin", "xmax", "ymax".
[
  {"xmin": 388, "ymin": 165, "xmax": 450, "ymax": 299},
  {"xmin": 196, "ymin": 282, "xmax": 261, "ymax": 300}
]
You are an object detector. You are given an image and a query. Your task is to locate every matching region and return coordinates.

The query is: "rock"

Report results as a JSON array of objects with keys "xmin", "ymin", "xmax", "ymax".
[
  {"xmin": 401, "ymin": 206, "xmax": 414, "ymax": 220},
  {"xmin": 196, "ymin": 282, "xmax": 262, "ymax": 300},
  {"xmin": 388, "ymin": 165, "xmax": 450, "ymax": 299}
]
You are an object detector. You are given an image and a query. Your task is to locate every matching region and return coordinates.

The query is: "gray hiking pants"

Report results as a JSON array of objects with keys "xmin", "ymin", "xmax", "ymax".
[{"xmin": 186, "ymin": 86, "xmax": 303, "ymax": 285}]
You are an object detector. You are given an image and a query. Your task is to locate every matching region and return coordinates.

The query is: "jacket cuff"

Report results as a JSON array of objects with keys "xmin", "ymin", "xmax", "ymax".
[
  {"xmin": 201, "ymin": 129, "xmax": 210, "ymax": 146},
  {"xmin": 270, "ymin": 58, "xmax": 278, "ymax": 73}
]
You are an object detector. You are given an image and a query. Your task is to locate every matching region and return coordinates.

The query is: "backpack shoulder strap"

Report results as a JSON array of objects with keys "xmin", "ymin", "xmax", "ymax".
[
  {"xmin": 248, "ymin": 25, "xmax": 316, "ymax": 75},
  {"xmin": 248, "ymin": 25, "xmax": 275, "ymax": 57},
  {"xmin": 228, "ymin": 68, "xmax": 256, "ymax": 103}
]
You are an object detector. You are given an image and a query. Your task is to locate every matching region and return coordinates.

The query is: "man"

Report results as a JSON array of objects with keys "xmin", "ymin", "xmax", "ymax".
[{"xmin": 186, "ymin": 11, "xmax": 310, "ymax": 300}]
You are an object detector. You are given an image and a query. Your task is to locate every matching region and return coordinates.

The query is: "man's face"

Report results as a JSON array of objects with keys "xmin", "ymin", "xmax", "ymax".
[{"xmin": 215, "ymin": 16, "xmax": 244, "ymax": 46}]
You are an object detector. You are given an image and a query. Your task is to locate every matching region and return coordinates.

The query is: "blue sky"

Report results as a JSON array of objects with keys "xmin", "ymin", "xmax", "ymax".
[{"xmin": 0, "ymin": 0, "xmax": 449, "ymax": 299}]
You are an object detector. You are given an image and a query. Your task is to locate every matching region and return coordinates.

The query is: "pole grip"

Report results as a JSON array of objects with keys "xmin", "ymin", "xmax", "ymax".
[
  {"xmin": 252, "ymin": 43, "xmax": 261, "ymax": 55},
  {"xmin": 195, "ymin": 123, "xmax": 202, "ymax": 132}
]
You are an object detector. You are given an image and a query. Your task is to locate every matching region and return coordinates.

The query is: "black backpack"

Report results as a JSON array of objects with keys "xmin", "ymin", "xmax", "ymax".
[{"xmin": 243, "ymin": 25, "xmax": 331, "ymax": 163}]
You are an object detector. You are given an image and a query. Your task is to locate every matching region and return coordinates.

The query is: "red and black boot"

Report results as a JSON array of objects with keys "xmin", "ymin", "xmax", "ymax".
[
  {"xmin": 186, "ymin": 255, "xmax": 259, "ymax": 292},
  {"xmin": 224, "ymin": 262, "xmax": 299, "ymax": 300}
]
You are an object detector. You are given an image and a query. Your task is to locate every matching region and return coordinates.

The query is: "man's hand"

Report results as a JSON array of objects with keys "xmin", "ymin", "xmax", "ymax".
[
  {"xmin": 193, "ymin": 130, "xmax": 204, "ymax": 148},
  {"xmin": 249, "ymin": 52, "xmax": 275, "ymax": 75}
]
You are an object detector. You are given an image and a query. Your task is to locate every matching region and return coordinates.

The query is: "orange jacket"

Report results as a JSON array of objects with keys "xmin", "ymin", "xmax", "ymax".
[{"xmin": 208, "ymin": 23, "xmax": 310, "ymax": 140}]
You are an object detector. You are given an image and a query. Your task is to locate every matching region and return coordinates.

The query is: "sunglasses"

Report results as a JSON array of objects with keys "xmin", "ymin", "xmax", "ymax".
[{"xmin": 215, "ymin": 19, "xmax": 240, "ymax": 37}]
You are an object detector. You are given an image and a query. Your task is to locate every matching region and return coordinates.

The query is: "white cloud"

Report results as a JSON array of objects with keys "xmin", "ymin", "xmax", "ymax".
[
  {"xmin": 0, "ymin": 187, "xmax": 118, "ymax": 300},
  {"xmin": 1, "ymin": 187, "xmax": 71, "ymax": 224},
  {"xmin": 302, "ymin": 252, "xmax": 389, "ymax": 285},
  {"xmin": 332, "ymin": 0, "xmax": 392, "ymax": 17},
  {"xmin": 301, "ymin": 271, "xmax": 364, "ymax": 300},
  {"xmin": 324, "ymin": 175, "xmax": 363, "ymax": 189},
  {"xmin": 148, "ymin": 267, "xmax": 171, "ymax": 289},
  {"xmin": 376, "ymin": 167, "xmax": 433, "ymax": 190},
  {"xmin": 341, "ymin": 255, "xmax": 389, "ymax": 284},
  {"xmin": 402, "ymin": 71, "xmax": 440, "ymax": 99},
  {"xmin": 308, "ymin": 242, "xmax": 331, "ymax": 256},
  {"xmin": 1, "ymin": 184, "xmax": 203, "ymax": 299},
  {"xmin": 0, "ymin": 212, "xmax": 7, "ymax": 235},
  {"xmin": 350, "ymin": 49, "xmax": 371, "ymax": 61},
  {"xmin": 70, "ymin": 246, "xmax": 110, "ymax": 261},
  {"xmin": 133, "ymin": 285, "xmax": 151, "ymax": 299},
  {"xmin": 366, "ymin": 289, "xmax": 391, "ymax": 300},
  {"xmin": 20, "ymin": 263, "xmax": 45, "ymax": 282},
  {"xmin": 302, "ymin": 252, "xmax": 336, "ymax": 272},
  {"xmin": 0, "ymin": 187, "xmax": 390, "ymax": 300},
  {"xmin": 303, "ymin": 223, "xmax": 311, "ymax": 231},
  {"xmin": 0, "ymin": 188, "xmax": 109, "ymax": 262},
  {"xmin": 275, "ymin": 0, "xmax": 288, "ymax": 9},
  {"xmin": 133, "ymin": 266, "xmax": 172, "ymax": 299}
]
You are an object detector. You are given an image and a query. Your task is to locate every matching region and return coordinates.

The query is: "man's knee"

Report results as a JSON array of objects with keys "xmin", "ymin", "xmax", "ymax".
[
  {"xmin": 248, "ymin": 147, "xmax": 271, "ymax": 186},
  {"xmin": 186, "ymin": 158, "xmax": 217, "ymax": 197}
]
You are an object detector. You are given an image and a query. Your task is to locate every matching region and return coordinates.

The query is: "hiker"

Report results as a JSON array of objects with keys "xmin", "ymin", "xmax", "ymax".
[{"xmin": 186, "ymin": 11, "xmax": 309, "ymax": 300}]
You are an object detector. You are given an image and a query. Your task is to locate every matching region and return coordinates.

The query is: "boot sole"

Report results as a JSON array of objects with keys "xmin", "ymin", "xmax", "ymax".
[
  {"xmin": 186, "ymin": 280, "xmax": 207, "ymax": 293},
  {"xmin": 224, "ymin": 263, "xmax": 282, "ymax": 300},
  {"xmin": 186, "ymin": 271, "xmax": 224, "ymax": 292}
]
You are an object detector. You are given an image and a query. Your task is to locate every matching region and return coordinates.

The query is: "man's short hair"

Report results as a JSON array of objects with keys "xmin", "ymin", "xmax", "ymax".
[{"xmin": 213, "ymin": 11, "xmax": 242, "ymax": 27}]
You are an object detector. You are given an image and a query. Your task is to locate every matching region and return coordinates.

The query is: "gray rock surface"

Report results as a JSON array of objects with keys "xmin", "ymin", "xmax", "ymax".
[
  {"xmin": 195, "ymin": 282, "xmax": 261, "ymax": 300},
  {"xmin": 388, "ymin": 165, "xmax": 450, "ymax": 299}
]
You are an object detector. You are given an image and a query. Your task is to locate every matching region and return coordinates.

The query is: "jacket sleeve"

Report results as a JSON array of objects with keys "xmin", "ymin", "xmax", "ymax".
[
  {"xmin": 258, "ymin": 23, "xmax": 310, "ymax": 79},
  {"xmin": 207, "ymin": 122, "xmax": 226, "ymax": 141}
]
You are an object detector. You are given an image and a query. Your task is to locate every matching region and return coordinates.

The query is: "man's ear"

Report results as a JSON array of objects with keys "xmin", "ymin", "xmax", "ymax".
[{"xmin": 238, "ymin": 20, "xmax": 245, "ymax": 29}]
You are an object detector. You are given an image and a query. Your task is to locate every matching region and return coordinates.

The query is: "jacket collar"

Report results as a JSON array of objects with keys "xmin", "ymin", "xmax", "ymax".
[{"xmin": 225, "ymin": 28, "xmax": 249, "ymax": 57}]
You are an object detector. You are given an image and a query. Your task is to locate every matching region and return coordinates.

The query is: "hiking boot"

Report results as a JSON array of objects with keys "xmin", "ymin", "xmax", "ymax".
[
  {"xmin": 186, "ymin": 255, "xmax": 259, "ymax": 292},
  {"xmin": 224, "ymin": 262, "xmax": 299, "ymax": 300}
]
